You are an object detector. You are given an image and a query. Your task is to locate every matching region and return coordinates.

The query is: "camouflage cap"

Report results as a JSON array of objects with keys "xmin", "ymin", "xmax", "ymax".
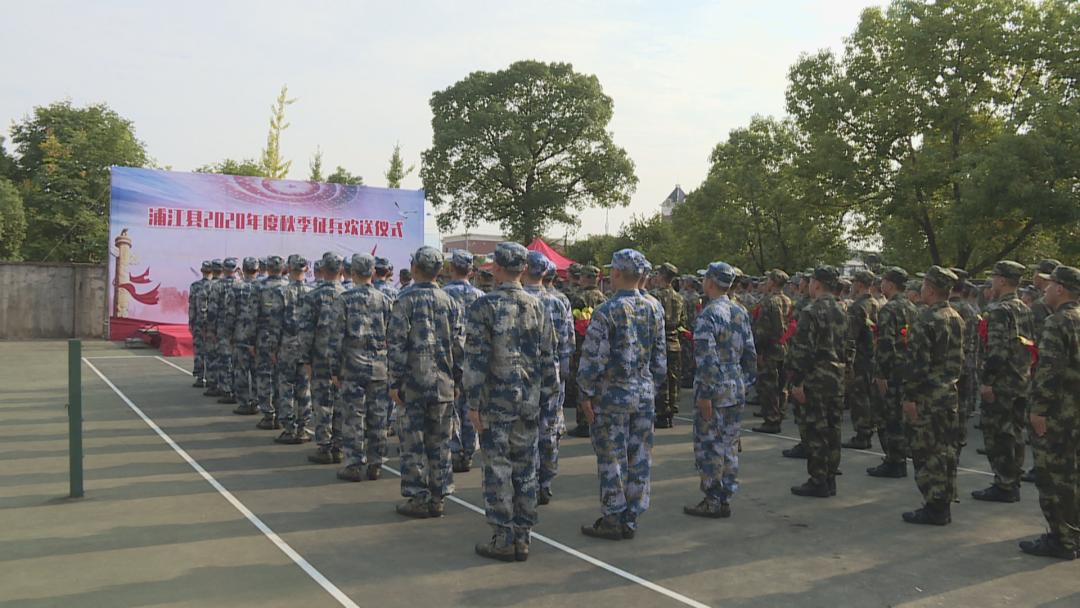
[
  {"xmin": 609, "ymin": 249, "xmax": 645, "ymax": 274},
  {"xmin": 1032, "ymin": 258, "xmax": 1062, "ymax": 277},
  {"xmin": 374, "ymin": 256, "xmax": 393, "ymax": 272},
  {"xmin": 258, "ymin": 257, "xmax": 268, "ymax": 269},
  {"xmin": 223, "ymin": 257, "xmax": 238, "ymax": 271},
  {"xmin": 1048, "ymin": 265, "xmax": 1080, "ymax": 294},
  {"xmin": 200, "ymin": 260, "xmax": 212, "ymax": 272},
  {"xmin": 991, "ymin": 260, "xmax": 1026, "ymax": 280},
  {"xmin": 658, "ymin": 262, "xmax": 679, "ymax": 277},
  {"xmin": 266, "ymin": 255, "xmax": 284, "ymax": 272},
  {"xmin": 494, "ymin": 242, "xmax": 528, "ymax": 272},
  {"xmin": 449, "ymin": 249, "xmax": 474, "ymax": 270},
  {"xmin": 287, "ymin": 254, "xmax": 308, "ymax": 272},
  {"xmin": 242, "ymin": 256, "xmax": 258, "ymax": 272},
  {"xmin": 543, "ymin": 263, "xmax": 558, "ymax": 279},
  {"xmin": 320, "ymin": 251, "xmax": 343, "ymax": 273},
  {"xmin": 921, "ymin": 265, "xmax": 959, "ymax": 291},
  {"xmin": 851, "ymin": 269, "xmax": 875, "ymax": 285},
  {"xmin": 313, "ymin": 259, "xmax": 323, "ymax": 272},
  {"xmin": 526, "ymin": 250, "xmax": 551, "ymax": 276},
  {"xmin": 767, "ymin": 269, "xmax": 790, "ymax": 285},
  {"xmin": 905, "ymin": 279, "xmax": 922, "ymax": 292},
  {"xmin": 882, "ymin": 266, "xmax": 909, "ymax": 287},
  {"xmin": 581, "ymin": 264, "xmax": 601, "ymax": 278},
  {"xmin": 411, "ymin": 246, "xmax": 444, "ymax": 275},
  {"xmin": 812, "ymin": 265, "xmax": 839, "ymax": 288},
  {"xmin": 705, "ymin": 261, "xmax": 737, "ymax": 287},
  {"xmin": 342, "ymin": 256, "xmax": 351, "ymax": 272},
  {"xmin": 211, "ymin": 258, "xmax": 223, "ymax": 271},
  {"xmin": 949, "ymin": 267, "xmax": 969, "ymax": 281},
  {"xmin": 568, "ymin": 263, "xmax": 582, "ymax": 277},
  {"xmin": 478, "ymin": 268, "xmax": 494, "ymax": 279},
  {"xmin": 350, "ymin": 253, "xmax": 375, "ymax": 276}
]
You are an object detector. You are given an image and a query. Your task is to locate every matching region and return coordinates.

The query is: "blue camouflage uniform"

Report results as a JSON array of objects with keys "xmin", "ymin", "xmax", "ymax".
[
  {"xmin": 577, "ymin": 249, "xmax": 667, "ymax": 532},
  {"xmin": 464, "ymin": 242, "xmax": 557, "ymax": 551},
  {"xmin": 387, "ymin": 247, "xmax": 464, "ymax": 509},
  {"xmin": 332, "ymin": 253, "xmax": 394, "ymax": 475},
  {"xmin": 188, "ymin": 261, "xmax": 211, "ymax": 381},
  {"xmin": 442, "ymin": 250, "xmax": 486, "ymax": 469},
  {"xmin": 203, "ymin": 259, "xmax": 224, "ymax": 390},
  {"xmin": 255, "ymin": 257, "xmax": 287, "ymax": 423},
  {"xmin": 213, "ymin": 258, "xmax": 239, "ymax": 397},
  {"xmin": 301, "ymin": 253, "xmax": 347, "ymax": 452},
  {"xmin": 691, "ymin": 262, "xmax": 757, "ymax": 509},
  {"xmin": 277, "ymin": 255, "xmax": 314, "ymax": 438}
]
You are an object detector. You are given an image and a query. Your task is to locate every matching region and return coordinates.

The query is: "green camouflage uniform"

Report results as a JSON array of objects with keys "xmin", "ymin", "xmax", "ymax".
[
  {"xmin": 754, "ymin": 290, "xmax": 792, "ymax": 427},
  {"xmin": 875, "ymin": 292, "xmax": 918, "ymax": 464},
  {"xmin": 652, "ymin": 280, "xmax": 685, "ymax": 422},
  {"xmin": 846, "ymin": 292, "xmax": 880, "ymax": 440}
]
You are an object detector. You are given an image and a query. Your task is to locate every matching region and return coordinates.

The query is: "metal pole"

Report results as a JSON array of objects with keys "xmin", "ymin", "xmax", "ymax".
[{"xmin": 68, "ymin": 339, "xmax": 84, "ymax": 498}]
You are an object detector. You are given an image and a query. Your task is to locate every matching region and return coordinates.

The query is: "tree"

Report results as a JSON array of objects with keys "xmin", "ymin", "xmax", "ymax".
[
  {"xmin": 0, "ymin": 178, "xmax": 27, "ymax": 260},
  {"xmin": 566, "ymin": 233, "xmax": 621, "ymax": 267},
  {"xmin": 309, "ymin": 146, "xmax": 324, "ymax": 182},
  {"xmin": 787, "ymin": 0, "xmax": 1080, "ymax": 272},
  {"xmin": 195, "ymin": 158, "xmax": 267, "ymax": 176},
  {"xmin": 421, "ymin": 60, "xmax": 638, "ymax": 242},
  {"xmin": 671, "ymin": 117, "xmax": 848, "ymax": 274},
  {"xmin": 0, "ymin": 136, "xmax": 15, "ymax": 180},
  {"xmin": 260, "ymin": 84, "xmax": 296, "ymax": 179},
  {"xmin": 10, "ymin": 100, "xmax": 148, "ymax": 262},
  {"xmin": 326, "ymin": 166, "xmax": 363, "ymax": 185},
  {"xmin": 385, "ymin": 142, "xmax": 415, "ymax": 188}
]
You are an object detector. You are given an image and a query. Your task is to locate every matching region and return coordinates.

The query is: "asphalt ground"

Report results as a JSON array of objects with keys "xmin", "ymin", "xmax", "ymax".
[{"xmin": 1, "ymin": 340, "xmax": 1077, "ymax": 607}]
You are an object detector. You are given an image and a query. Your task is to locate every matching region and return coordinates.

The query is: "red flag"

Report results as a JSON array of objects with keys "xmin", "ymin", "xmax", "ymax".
[
  {"xmin": 978, "ymin": 319, "xmax": 989, "ymax": 345},
  {"xmin": 779, "ymin": 318, "xmax": 798, "ymax": 345},
  {"xmin": 1020, "ymin": 336, "xmax": 1039, "ymax": 370},
  {"xmin": 118, "ymin": 282, "xmax": 160, "ymax": 305},
  {"xmin": 128, "ymin": 268, "xmax": 152, "ymax": 284},
  {"xmin": 751, "ymin": 305, "xmax": 761, "ymax": 321},
  {"xmin": 574, "ymin": 318, "xmax": 590, "ymax": 337}
]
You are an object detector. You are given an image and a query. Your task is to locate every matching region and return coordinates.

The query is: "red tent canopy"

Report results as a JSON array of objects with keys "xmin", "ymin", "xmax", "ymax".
[{"xmin": 526, "ymin": 238, "xmax": 576, "ymax": 275}]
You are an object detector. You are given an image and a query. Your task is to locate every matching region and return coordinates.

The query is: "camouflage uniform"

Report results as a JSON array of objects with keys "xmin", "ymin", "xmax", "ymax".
[
  {"xmin": 276, "ymin": 256, "xmax": 313, "ymax": 437},
  {"xmin": 979, "ymin": 261, "xmax": 1035, "ymax": 496},
  {"xmin": 873, "ymin": 269, "xmax": 919, "ymax": 470},
  {"xmin": 901, "ymin": 268, "xmax": 964, "ymax": 518},
  {"xmin": 788, "ymin": 266, "xmax": 847, "ymax": 494},
  {"xmin": 691, "ymin": 262, "xmax": 756, "ymax": 511},
  {"xmin": 202, "ymin": 260, "xmax": 224, "ymax": 391},
  {"xmin": 577, "ymin": 250, "xmax": 666, "ymax": 533},
  {"xmin": 465, "ymin": 243, "xmax": 557, "ymax": 552},
  {"xmin": 753, "ymin": 271, "xmax": 791, "ymax": 429},
  {"xmin": 333, "ymin": 254, "xmax": 394, "ymax": 474},
  {"xmin": 570, "ymin": 268, "xmax": 608, "ymax": 433},
  {"xmin": 948, "ymin": 292, "xmax": 980, "ymax": 454},
  {"xmin": 255, "ymin": 259, "xmax": 287, "ymax": 423},
  {"xmin": 301, "ymin": 253, "xmax": 347, "ymax": 451},
  {"xmin": 844, "ymin": 277, "xmax": 880, "ymax": 445},
  {"xmin": 212, "ymin": 259, "xmax": 239, "ymax": 398},
  {"xmin": 1028, "ymin": 266, "xmax": 1080, "ymax": 556},
  {"xmin": 188, "ymin": 263, "xmax": 211, "ymax": 382},
  {"xmin": 680, "ymin": 282, "xmax": 702, "ymax": 388},
  {"xmin": 388, "ymin": 247, "xmax": 464, "ymax": 509},
  {"xmin": 232, "ymin": 258, "xmax": 260, "ymax": 406},
  {"xmin": 652, "ymin": 264, "xmax": 686, "ymax": 426},
  {"xmin": 442, "ymin": 251, "xmax": 486, "ymax": 469}
]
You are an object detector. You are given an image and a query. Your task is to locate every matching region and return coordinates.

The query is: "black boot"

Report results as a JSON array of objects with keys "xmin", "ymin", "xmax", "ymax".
[
  {"xmin": 1021, "ymin": 468, "xmax": 1037, "ymax": 483},
  {"xmin": 683, "ymin": 498, "xmax": 731, "ymax": 519},
  {"xmin": 203, "ymin": 387, "xmax": 223, "ymax": 397},
  {"xmin": 581, "ymin": 516, "xmax": 624, "ymax": 540},
  {"xmin": 1019, "ymin": 534, "xmax": 1078, "ymax": 560},
  {"xmin": 752, "ymin": 422, "xmax": 782, "ymax": 434},
  {"xmin": 255, "ymin": 416, "xmax": 280, "ymax": 430},
  {"xmin": 782, "ymin": 443, "xmax": 808, "ymax": 459},
  {"xmin": 233, "ymin": 403, "xmax": 258, "ymax": 415},
  {"xmin": 790, "ymin": 479, "xmax": 830, "ymax": 498},
  {"xmin": 867, "ymin": 460, "xmax": 907, "ymax": 478},
  {"xmin": 217, "ymin": 393, "xmax": 238, "ymax": 404},
  {"xmin": 902, "ymin": 502, "xmax": 951, "ymax": 525},
  {"xmin": 567, "ymin": 425, "xmax": 590, "ymax": 438},
  {"xmin": 971, "ymin": 485, "xmax": 1020, "ymax": 503},
  {"xmin": 537, "ymin": 487, "xmax": 552, "ymax": 506},
  {"xmin": 192, "ymin": 378, "xmax": 205, "ymax": 388},
  {"xmin": 841, "ymin": 433, "xmax": 872, "ymax": 449}
]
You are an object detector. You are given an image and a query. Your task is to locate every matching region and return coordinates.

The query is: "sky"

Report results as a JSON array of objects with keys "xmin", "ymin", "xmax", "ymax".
[{"xmin": 1, "ymin": 0, "xmax": 882, "ymax": 241}]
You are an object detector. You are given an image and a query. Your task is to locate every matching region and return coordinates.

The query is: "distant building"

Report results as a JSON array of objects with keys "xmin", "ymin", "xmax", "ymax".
[
  {"xmin": 441, "ymin": 233, "xmax": 503, "ymax": 256},
  {"xmin": 660, "ymin": 185, "xmax": 687, "ymax": 220}
]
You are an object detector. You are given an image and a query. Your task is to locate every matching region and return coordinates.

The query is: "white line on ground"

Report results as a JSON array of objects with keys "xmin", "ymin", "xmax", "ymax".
[
  {"xmin": 83, "ymin": 355, "xmax": 149, "ymax": 360},
  {"xmin": 145, "ymin": 354, "xmax": 712, "ymax": 607},
  {"xmin": 82, "ymin": 358, "xmax": 361, "ymax": 608},
  {"xmin": 673, "ymin": 414, "xmax": 994, "ymax": 477}
]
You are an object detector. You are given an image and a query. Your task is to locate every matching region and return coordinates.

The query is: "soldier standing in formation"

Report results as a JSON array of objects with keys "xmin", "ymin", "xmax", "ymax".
[
  {"xmin": 842, "ymin": 270, "xmax": 880, "ymax": 449},
  {"xmin": 232, "ymin": 257, "xmax": 260, "ymax": 414},
  {"xmin": 868, "ymin": 267, "xmax": 918, "ymax": 478},
  {"xmin": 567, "ymin": 264, "xmax": 607, "ymax": 438},
  {"xmin": 254, "ymin": 256, "xmax": 286, "ymax": 429},
  {"xmin": 752, "ymin": 269, "xmax": 791, "ymax": 434},
  {"xmin": 202, "ymin": 259, "xmax": 224, "ymax": 395},
  {"xmin": 274, "ymin": 256, "xmax": 314, "ymax": 443},
  {"xmin": 302, "ymin": 253, "xmax": 347, "ymax": 459},
  {"xmin": 188, "ymin": 261, "xmax": 212, "ymax": 387},
  {"xmin": 442, "ymin": 250, "xmax": 485, "ymax": 473},
  {"xmin": 652, "ymin": 263, "xmax": 685, "ymax": 429}
]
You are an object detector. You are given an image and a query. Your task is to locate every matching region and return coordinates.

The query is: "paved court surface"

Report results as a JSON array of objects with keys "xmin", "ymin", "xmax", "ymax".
[{"xmin": 1, "ymin": 340, "xmax": 1077, "ymax": 607}]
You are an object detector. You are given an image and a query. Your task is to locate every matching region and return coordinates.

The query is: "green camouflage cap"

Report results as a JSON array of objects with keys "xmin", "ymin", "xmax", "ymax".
[
  {"xmin": 767, "ymin": 269, "xmax": 790, "ymax": 285},
  {"xmin": 812, "ymin": 265, "xmax": 839, "ymax": 288},
  {"xmin": 905, "ymin": 279, "xmax": 922, "ymax": 292},
  {"xmin": 320, "ymin": 252, "xmax": 342, "ymax": 272},
  {"xmin": 266, "ymin": 255, "xmax": 284, "ymax": 272},
  {"xmin": 658, "ymin": 262, "xmax": 679, "ymax": 277},
  {"xmin": 991, "ymin": 260, "xmax": 1026, "ymax": 280},
  {"xmin": 568, "ymin": 263, "xmax": 582, "ymax": 277},
  {"xmin": 852, "ymin": 269, "xmax": 876, "ymax": 285},
  {"xmin": 581, "ymin": 264, "xmax": 600, "ymax": 278},
  {"xmin": 350, "ymin": 253, "xmax": 375, "ymax": 276},
  {"xmin": 211, "ymin": 258, "xmax": 223, "ymax": 271},
  {"xmin": 200, "ymin": 260, "xmax": 212, "ymax": 272},
  {"xmin": 1031, "ymin": 258, "xmax": 1062, "ymax": 277},
  {"xmin": 921, "ymin": 265, "xmax": 959, "ymax": 291},
  {"xmin": 287, "ymin": 254, "xmax": 308, "ymax": 272},
  {"xmin": 949, "ymin": 267, "xmax": 969, "ymax": 281},
  {"xmin": 882, "ymin": 266, "xmax": 908, "ymax": 287},
  {"xmin": 242, "ymin": 256, "xmax": 259, "ymax": 272},
  {"xmin": 223, "ymin": 257, "xmax": 238, "ymax": 272},
  {"xmin": 1049, "ymin": 265, "xmax": 1080, "ymax": 294}
]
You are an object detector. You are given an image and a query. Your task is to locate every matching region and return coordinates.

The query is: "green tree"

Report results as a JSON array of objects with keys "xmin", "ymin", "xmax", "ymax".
[
  {"xmin": 309, "ymin": 146, "xmax": 324, "ymax": 182},
  {"xmin": 195, "ymin": 158, "xmax": 267, "ymax": 176},
  {"xmin": 326, "ymin": 166, "xmax": 363, "ymax": 185},
  {"xmin": 671, "ymin": 116, "xmax": 847, "ymax": 274},
  {"xmin": 0, "ymin": 178, "xmax": 27, "ymax": 260},
  {"xmin": 421, "ymin": 60, "xmax": 638, "ymax": 242},
  {"xmin": 10, "ymin": 100, "xmax": 148, "ymax": 262},
  {"xmin": 385, "ymin": 142, "xmax": 415, "ymax": 188},
  {"xmin": 0, "ymin": 136, "xmax": 15, "ymax": 180},
  {"xmin": 566, "ymin": 233, "xmax": 621, "ymax": 267},
  {"xmin": 260, "ymin": 84, "xmax": 296, "ymax": 179},
  {"xmin": 787, "ymin": 0, "xmax": 1080, "ymax": 272}
]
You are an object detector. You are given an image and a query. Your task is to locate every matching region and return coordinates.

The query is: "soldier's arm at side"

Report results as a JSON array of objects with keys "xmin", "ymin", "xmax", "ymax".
[
  {"xmin": 1029, "ymin": 315, "xmax": 1065, "ymax": 419},
  {"xmin": 576, "ymin": 308, "xmax": 610, "ymax": 402},
  {"xmin": 462, "ymin": 299, "xmax": 491, "ymax": 413}
]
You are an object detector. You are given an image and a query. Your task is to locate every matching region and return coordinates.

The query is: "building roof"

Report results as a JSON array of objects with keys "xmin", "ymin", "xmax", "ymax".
[{"xmin": 664, "ymin": 185, "xmax": 686, "ymax": 205}]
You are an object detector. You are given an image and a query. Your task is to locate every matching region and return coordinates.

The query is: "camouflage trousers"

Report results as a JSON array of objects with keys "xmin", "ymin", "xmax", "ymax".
[
  {"xmin": 480, "ymin": 415, "xmax": 539, "ymax": 546},
  {"xmin": 589, "ymin": 409, "xmax": 654, "ymax": 529},
  {"xmin": 340, "ymin": 377, "xmax": 389, "ymax": 468},
  {"xmin": 956, "ymin": 371, "xmax": 975, "ymax": 453},
  {"xmin": 191, "ymin": 329, "xmax": 205, "ymax": 380},
  {"xmin": 875, "ymin": 380, "xmax": 908, "ymax": 464},
  {"xmin": 906, "ymin": 401, "xmax": 958, "ymax": 505},
  {"xmin": 232, "ymin": 345, "xmax": 255, "ymax": 405},
  {"xmin": 980, "ymin": 391, "xmax": 1027, "ymax": 491},
  {"xmin": 203, "ymin": 332, "xmax": 219, "ymax": 387},
  {"xmin": 216, "ymin": 337, "xmax": 233, "ymax": 394},
  {"xmin": 1032, "ymin": 424, "xmax": 1080, "ymax": 551},
  {"xmin": 846, "ymin": 366, "xmax": 875, "ymax": 437},
  {"xmin": 311, "ymin": 362, "xmax": 341, "ymax": 450},
  {"xmin": 398, "ymin": 398, "xmax": 454, "ymax": 502},
  {"xmin": 276, "ymin": 356, "xmax": 312, "ymax": 435},
  {"xmin": 758, "ymin": 356, "xmax": 786, "ymax": 425},
  {"xmin": 654, "ymin": 349, "xmax": 681, "ymax": 419},
  {"xmin": 569, "ymin": 338, "xmax": 583, "ymax": 426},
  {"xmin": 254, "ymin": 347, "xmax": 278, "ymax": 417},
  {"xmin": 800, "ymin": 386, "xmax": 843, "ymax": 484},
  {"xmin": 693, "ymin": 404, "xmax": 742, "ymax": 502},
  {"xmin": 538, "ymin": 381, "xmax": 566, "ymax": 490},
  {"xmin": 448, "ymin": 392, "xmax": 478, "ymax": 461}
]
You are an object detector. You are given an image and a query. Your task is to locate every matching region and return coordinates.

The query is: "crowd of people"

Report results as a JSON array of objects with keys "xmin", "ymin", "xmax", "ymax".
[{"xmin": 187, "ymin": 245, "xmax": 1080, "ymax": 563}]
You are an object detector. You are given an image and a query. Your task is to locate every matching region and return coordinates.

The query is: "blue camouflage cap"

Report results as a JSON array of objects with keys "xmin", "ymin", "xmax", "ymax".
[
  {"xmin": 350, "ymin": 253, "xmax": 375, "ymax": 276},
  {"xmin": 412, "ymin": 246, "xmax": 443, "ymax": 275},
  {"xmin": 242, "ymin": 256, "xmax": 258, "ymax": 272},
  {"xmin": 287, "ymin": 254, "xmax": 308, "ymax": 272},
  {"xmin": 223, "ymin": 257, "xmax": 238, "ymax": 271},
  {"xmin": 342, "ymin": 256, "xmax": 351, "ymax": 272},
  {"xmin": 610, "ymin": 248, "xmax": 646, "ymax": 274},
  {"xmin": 374, "ymin": 256, "xmax": 393, "ymax": 272},
  {"xmin": 200, "ymin": 260, "xmax": 212, "ymax": 272},
  {"xmin": 494, "ymin": 242, "xmax": 528, "ymax": 272},
  {"xmin": 449, "ymin": 249, "xmax": 474, "ymax": 270},
  {"xmin": 266, "ymin": 255, "xmax": 284, "ymax": 272},
  {"xmin": 526, "ymin": 250, "xmax": 551, "ymax": 276},
  {"xmin": 544, "ymin": 262, "xmax": 558, "ymax": 279},
  {"xmin": 320, "ymin": 251, "xmax": 342, "ymax": 272},
  {"xmin": 705, "ymin": 261, "xmax": 737, "ymax": 287}
]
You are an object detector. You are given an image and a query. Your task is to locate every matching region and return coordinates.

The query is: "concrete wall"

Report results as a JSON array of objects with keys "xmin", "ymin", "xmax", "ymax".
[{"xmin": 0, "ymin": 262, "xmax": 108, "ymax": 339}]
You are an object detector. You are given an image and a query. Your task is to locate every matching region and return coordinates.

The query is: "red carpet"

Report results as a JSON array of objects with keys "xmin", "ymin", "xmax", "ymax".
[{"xmin": 109, "ymin": 317, "xmax": 193, "ymax": 356}]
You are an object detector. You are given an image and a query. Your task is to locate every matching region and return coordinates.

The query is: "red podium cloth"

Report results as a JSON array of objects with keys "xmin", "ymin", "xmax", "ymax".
[{"xmin": 109, "ymin": 317, "xmax": 193, "ymax": 356}]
